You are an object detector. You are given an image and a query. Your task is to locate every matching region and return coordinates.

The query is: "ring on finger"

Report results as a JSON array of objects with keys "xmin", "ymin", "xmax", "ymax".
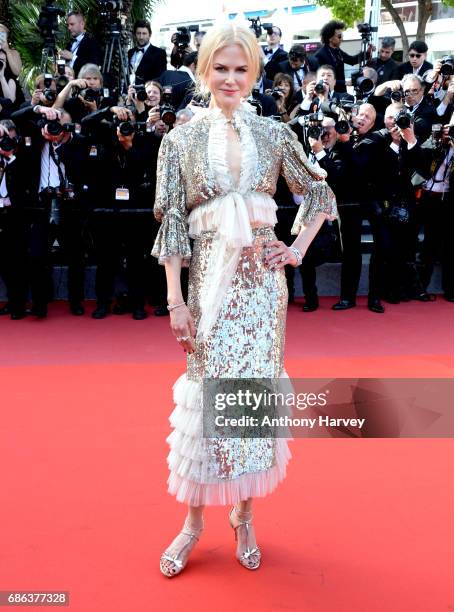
[{"xmin": 280, "ymin": 254, "xmax": 286, "ymax": 262}]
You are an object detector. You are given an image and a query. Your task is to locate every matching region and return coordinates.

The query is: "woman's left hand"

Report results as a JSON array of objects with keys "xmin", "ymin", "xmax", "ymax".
[{"xmin": 264, "ymin": 240, "xmax": 298, "ymax": 269}]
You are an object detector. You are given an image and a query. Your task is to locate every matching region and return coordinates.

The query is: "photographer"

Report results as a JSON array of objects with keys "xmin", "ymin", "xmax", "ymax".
[
  {"xmin": 314, "ymin": 20, "xmax": 372, "ymax": 93},
  {"xmin": 0, "ymin": 120, "xmax": 28, "ymax": 319},
  {"xmin": 375, "ymin": 74, "xmax": 437, "ymax": 143},
  {"xmin": 295, "ymin": 64, "xmax": 353, "ymax": 117},
  {"xmin": 372, "ymin": 105, "xmax": 427, "ymax": 301},
  {"xmin": 127, "ymin": 80, "xmax": 169, "ymax": 137},
  {"xmin": 330, "ymin": 103, "xmax": 389, "ymax": 313},
  {"xmin": 53, "ymin": 64, "xmax": 109, "ymax": 123},
  {"xmin": 268, "ymin": 73, "xmax": 296, "ymax": 121},
  {"xmin": 159, "ymin": 51, "xmax": 197, "ymax": 109},
  {"xmin": 0, "ymin": 24, "xmax": 22, "ymax": 78},
  {"xmin": 0, "ymin": 48, "xmax": 24, "ymax": 112},
  {"xmin": 128, "ymin": 20, "xmax": 167, "ymax": 86},
  {"xmin": 263, "ymin": 26, "xmax": 288, "ymax": 81},
  {"xmin": 60, "ymin": 11, "xmax": 102, "ymax": 77},
  {"xmin": 298, "ymin": 116, "xmax": 345, "ymax": 311},
  {"xmin": 170, "ymin": 31, "xmax": 193, "ymax": 70},
  {"xmin": 11, "ymin": 104, "xmax": 89, "ymax": 317},
  {"xmin": 81, "ymin": 106, "xmax": 162, "ymax": 319},
  {"xmin": 368, "ymin": 37, "xmax": 399, "ymax": 86},
  {"xmin": 276, "ymin": 44, "xmax": 318, "ymax": 91},
  {"xmin": 407, "ymin": 120, "xmax": 454, "ymax": 301},
  {"xmin": 397, "ymin": 41, "xmax": 433, "ymax": 79}
]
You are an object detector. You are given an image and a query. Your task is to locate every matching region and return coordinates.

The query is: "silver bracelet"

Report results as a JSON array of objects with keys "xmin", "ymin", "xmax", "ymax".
[
  {"xmin": 289, "ymin": 246, "xmax": 303, "ymax": 267},
  {"xmin": 167, "ymin": 301, "xmax": 186, "ymax": 312}
]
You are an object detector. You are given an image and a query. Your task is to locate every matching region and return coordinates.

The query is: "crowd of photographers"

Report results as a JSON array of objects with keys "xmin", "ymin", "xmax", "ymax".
[{"xmin": 0, "ymin": 14, "xmax": 453, "ymax": 320}]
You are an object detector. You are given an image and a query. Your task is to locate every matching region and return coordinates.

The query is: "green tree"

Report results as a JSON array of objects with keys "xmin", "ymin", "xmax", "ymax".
[{"xmin": 316, "ymin": 0, "xmax": 454, "ymax": 56}]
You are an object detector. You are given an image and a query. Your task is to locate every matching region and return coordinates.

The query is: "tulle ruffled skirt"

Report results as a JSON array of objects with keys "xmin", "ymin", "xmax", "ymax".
[{"xmin": 166, "ymin": 227, "xmax": 292, "ymax": 506}]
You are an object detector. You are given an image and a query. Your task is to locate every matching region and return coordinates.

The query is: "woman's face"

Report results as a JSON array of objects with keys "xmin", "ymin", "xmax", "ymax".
[
  {"xmin": 84, "ymin": 74, "xmax": 101, "ymax": 89},
  {"xmin": 146, "ymin": 84, "xmax": 161, "ymax": 106},
  {"xmin": 206, "ymin": 44, "xmax": 252, "ymax": 110},
  {"xmin": 276, "ymin": 79, "xmax": 291, "ymax": 99}
]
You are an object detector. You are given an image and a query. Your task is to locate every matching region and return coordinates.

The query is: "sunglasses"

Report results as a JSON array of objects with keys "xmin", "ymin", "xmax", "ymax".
[{"xmin": 409, "ymin": 53, "xmax": 422, "ymax": 58}]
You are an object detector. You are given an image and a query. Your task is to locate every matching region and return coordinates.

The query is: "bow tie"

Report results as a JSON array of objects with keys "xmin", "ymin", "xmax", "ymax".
[
  {"xmin": 135, "ymin": 47, "xmax": 145, "ymax": 53},
  {"xmin": 265, "ymin": 48, "xmax": 273, "ymax": 55}
]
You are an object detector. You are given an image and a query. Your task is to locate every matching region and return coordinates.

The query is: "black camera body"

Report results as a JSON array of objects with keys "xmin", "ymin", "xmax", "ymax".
[
  {"xmin": 38, "ymin": 117, "xmax": 78, "ymax": 136},
  {"xmin": 440, "ymin": 55, "xmax": 454, "ymax": 76},
  {"xmin": 395, "ymin": 109, "xmax": 412, "ymax": 129},
  {"xmin": 390, "ymin": 90, "xmax": 403, "ymax": 102},
  {"xmin": 114, "ymin": 119, "xmax": 153, "ymax": 136},
  {"xmin": 247, "ymin": 88, "xmax": 263, "ymax": 116},
  {"xmin": 135, "ymin": 85, "xmax": 148, "ymax": 102},
  {"xmin": 0, "ymin": 134, "xmax": 19, "ymax": 152},
  {"xmin": 72, "ymin": 86, "xmax": 102, "ymax": 104},
  {"xmin": 270, "ymin": 87, "xmax": 285, "ymax": 100},
  {"xmin": 314, "ymin": 80, "xmax": 327, "ymax": 95},
  {"xmin": 356, "ymin": 22, "xmax": 378, "ymax": 39}
]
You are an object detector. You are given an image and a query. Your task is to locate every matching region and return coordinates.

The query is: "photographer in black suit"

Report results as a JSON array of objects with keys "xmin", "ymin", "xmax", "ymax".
[
  {"xmin": 11, "ymin": 104, "xmax": 89, "ymax": 317},
  {"xmin": 0, "ymin": 119, "xmax": 28, "ymax": 319},
  {"xmin": 81, "ymin": 106, "xmax": 161, "ymax": 320},
  {"xmin": 128, "ymin": 20, "xmax": 167, "ymax": 86},
  {"xmin": 295, "ymin": 64, "xmax": 353, "ymax": 117},
  {"xmin": 263, "ymin": 26, "xmax": 288, "ymax": 81},
  {"xmin": 314, "ymin": 20, "xmax": 372, "ymax": 93},
  {"xmin": 368, "ymin": 37, "xmax": 399, "ymax": 86},
  {"xmin": 330, "ymin": 103, "xmax": 390, "ymax": 313},
  {"xmin": 60, "ymin": 11, "xmax": 102, "ymax": 78},
  {"xmin": 407, "ymin": 121, "xmax": 454, "ymax": 301}
]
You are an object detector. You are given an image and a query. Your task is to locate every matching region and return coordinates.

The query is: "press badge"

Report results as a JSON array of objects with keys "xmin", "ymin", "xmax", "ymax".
[
  {"xmin": 115, "ymin": 187, "xmax": 129, "ymax": 200},
  {"xmin": 89, "ymin": 145, "xmax": 98, "ymax": 157}
]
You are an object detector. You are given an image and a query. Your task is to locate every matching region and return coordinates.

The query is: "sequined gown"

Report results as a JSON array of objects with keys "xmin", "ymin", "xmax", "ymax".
[{"xmin": 152, "ymin": 104, "xmax": 337, "ymax": 506}]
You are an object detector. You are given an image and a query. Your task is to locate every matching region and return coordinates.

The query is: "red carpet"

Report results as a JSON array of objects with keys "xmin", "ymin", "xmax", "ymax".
[{"xmin": 1, "ymin": 298, "xmax": 453, "ymax": 611}]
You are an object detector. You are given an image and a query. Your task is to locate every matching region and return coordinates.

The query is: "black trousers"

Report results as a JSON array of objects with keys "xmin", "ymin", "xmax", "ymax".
[
  {"xmin": 27, "ymin": 204, "xmax": 86, "ymax": 309},
  {"xmin": 417, "ymin": 191, "xmax": 454, "ymax": 296},
  {"xmin": 0, "ymin": 208, "xmax": 28, "ymax": 312},
  {"xmin": 91, "ymin": 211, "xmax": 154, "ymax": 308},
  {"xmin": 337, "ymin": 201, "xmax": 391, "ymax": 301}
]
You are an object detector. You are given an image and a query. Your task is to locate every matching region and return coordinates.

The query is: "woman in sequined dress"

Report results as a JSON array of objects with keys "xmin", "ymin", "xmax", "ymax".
[{"xmin": 152, "ymin": 24, "xmax": 337, "ymax": 577}]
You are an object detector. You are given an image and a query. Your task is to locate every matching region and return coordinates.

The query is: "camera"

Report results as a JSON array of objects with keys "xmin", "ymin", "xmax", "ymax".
[
  {"xmin": 356, "ymin": 22, "xmax": 378, "ymax": 38},
  {"xmin": 351, "ymin": 69, "xmax": 374, "ymax": 97},
  {"xmin": 114, "ymin": 118, "xmax": 153, "ymax": 136},
  {"xmin": 305, "ymin": 111, "xmax": 324, "ymax": 139},
  {"xmin": 270, "ymin": 87, "xmax": 285, "ymax": 101},
  {"xmin": 72, "ymin": 86, "xmax": 102, "ymax": 104},
  {"xmin": 38, "ymin": 117, "xmax": 79, "ymax": 136},
  {"xmin": 440, "ymin": 55, "xmax": 454, "ymax": 77},
  {"xmin": 314, "ymin": 80, "xmax": 327, "ymax": 95},
  {"xmin": 98, "ymin": 0, "xmax": 122, "ymax": 17},
  {"xmin": 160, "ymin": 87, "xmax": 176, "ymax": 126},
  {"xmin": 0, "ymin": 134, "xmax": 19, "ymax": 152},
  {"xmin": 394, "ymin": 109, "xmax": 412, "ymax": 129},
  {"xmin": 247, "ymin": 87, "xmax": 263, "ymax": 116},
  {"xmin": 134, "ymin": 84, "xmax": 148, "ymax": 102},
  {"xmin": 38, "ymin": 0, "xmax": 65, "ymax": 47},
  {"xmin": 390, "ymin": 90, "xmax": 403, "ymax": 102}
]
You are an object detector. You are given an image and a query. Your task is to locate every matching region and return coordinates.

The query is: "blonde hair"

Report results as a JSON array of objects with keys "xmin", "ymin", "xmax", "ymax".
[{"xmin": 196, "ymin": 24, "xmax": 261, "ymax": 97}]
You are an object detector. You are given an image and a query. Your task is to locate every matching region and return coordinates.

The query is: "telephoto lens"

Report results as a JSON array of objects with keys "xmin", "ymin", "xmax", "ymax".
[
  {"xmin": 335, "ymin": 120, "xmax": 350, "ymax": 134},
  {"xmin": 119, "ymin": 121, "xmax": 135, "ymax": 136},
  {"xmin": 390, "ymin": 90, "xmax": 403, "ymax": 102},
  {"xmin": 395, "ymin": 109, "xmax": 412, "ymax": 129}
]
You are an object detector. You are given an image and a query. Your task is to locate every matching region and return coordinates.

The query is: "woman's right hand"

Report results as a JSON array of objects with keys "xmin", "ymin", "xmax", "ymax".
[{"xmin": 170, "ymin": 305, "xmax": 196, "ymax": 354}]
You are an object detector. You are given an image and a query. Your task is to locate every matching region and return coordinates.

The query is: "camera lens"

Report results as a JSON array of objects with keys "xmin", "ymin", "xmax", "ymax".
[
  {"xmin": 314, "ymin": 80, "xmax": 326, "ymax": 95},
  {"xmin": 390, "ymin": 90, "xmax": 403, "ymax": 102},
  {"xmin": 119, "ymin": 121, "xmax": 135, "ymax": 136},
  {"xmin": 335, "ymin": 120, "xmax": 350, "ymax": 135}
]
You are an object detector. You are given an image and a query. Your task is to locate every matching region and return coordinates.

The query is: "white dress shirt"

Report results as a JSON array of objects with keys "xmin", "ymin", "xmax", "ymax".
[
  {"xmin": 39, "ymin": 142, "xmax": 66, "ymax": 194},
  {"xmin": 70, "ymin": 33, "xmax": 85, "ymax": 68}
]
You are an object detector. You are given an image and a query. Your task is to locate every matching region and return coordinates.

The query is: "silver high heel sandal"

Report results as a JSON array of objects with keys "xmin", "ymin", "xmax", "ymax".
[
  {"xmin": 229, "ymin": 506, "xmax": 261, "ymax": 570},
  {"xmin": 160, "ymin": 519, "xmax": 204, "ymax": 578}
]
